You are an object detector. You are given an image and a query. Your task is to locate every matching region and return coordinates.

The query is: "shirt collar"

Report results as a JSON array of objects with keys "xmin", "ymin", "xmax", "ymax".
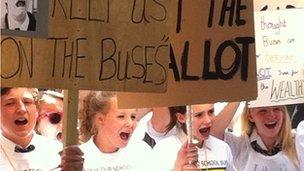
[
  {"xmin": 249, "ymin": 129, "xmax": 280, "ymax": 150},
  {"xmin": 7, "ymin": 12, "xmax": 29, "ymax": 31},
  {"xmin": 0, "ymin": 131, "xmax": 36, "ymax": 154}
]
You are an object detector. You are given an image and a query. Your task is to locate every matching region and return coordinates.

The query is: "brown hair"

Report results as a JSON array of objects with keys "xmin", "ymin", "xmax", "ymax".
[
  {"xmin": 167, "ymin": 106, "xmax": 186, "ymax": 134},
  {"xmin": 240, "ymin": 105, "xmax": 299, "ymax": 167},
  {"xmin": 79, "ymin": 91, "xmax": 116, "ymax": 143},
  {"xmin": 1, "ymin": 87, "xmax": 39, "ymax": 103}
]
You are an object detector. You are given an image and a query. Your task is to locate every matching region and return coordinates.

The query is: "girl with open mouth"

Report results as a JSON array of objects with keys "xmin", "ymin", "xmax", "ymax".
[
  {"xmin": 0, "ymin": 87, "xmax": 63, "ymax": 170},
  {"xmin": 212, "ymin": 104, "xmax": 301, "ymax": 170},
  {"xmin": 78, "ymin": 91, "xmax": 152, "ymax": 171},
  {"xmin": 153, "ymin": 104, "xmax": 234, "ymax": 171}
]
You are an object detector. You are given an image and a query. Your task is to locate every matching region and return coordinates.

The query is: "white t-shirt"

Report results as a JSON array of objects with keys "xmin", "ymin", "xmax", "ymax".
[
  {"xmin": 130, "ymin": 112, "xmax": 176, "ymax": 148},
  {"xmin": 153, "ymin": 131, "xmax": 234, "ymax": 171},
  {"xmin": 0, "ymin": 132, "xmax": 62, "ymax": 171},
  {"xmin": 225, "ymin": 131, "xmax": 298, "ymax": 171},
  {"xmin": 296, "ymin": 132, "xmax": 304, "ymax": 171},
  {"xmin": 79, "ymin": 137, "xmax": 153, "ymax": 171},
  {"xmin": 297, "ymin": 120, "xmax": 304, "ymax": 134}
]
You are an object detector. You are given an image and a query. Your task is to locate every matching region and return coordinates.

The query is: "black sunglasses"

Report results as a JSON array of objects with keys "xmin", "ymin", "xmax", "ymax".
[{"xmin": 39, "ymin": 112, "xmax": 62, "ymax": 124}]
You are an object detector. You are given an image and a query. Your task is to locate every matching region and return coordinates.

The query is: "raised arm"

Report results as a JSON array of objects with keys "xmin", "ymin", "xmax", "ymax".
[{"xmin": 211, "ymin": 102, "xmax": 240, "ymax": 140}]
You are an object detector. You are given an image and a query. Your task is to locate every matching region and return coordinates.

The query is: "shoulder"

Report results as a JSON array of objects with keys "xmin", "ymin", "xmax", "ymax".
[
  {"xmin": 209, "ymin": 135, "xmax": 231, "ymax": 149},
  {"xmin": 156, "ymin": 135, "xmax": 180, "ymax": 146},
  {"xmin": 34, "ymin": 134, "xmax": 62, "ymax": 148},
  {"xmin": 154, "ymin": 135, "xmax": 181, "ymax": 152},
  {"xmin": 79, "ymin": 138, "xmax": 94, "ymax": 152},
  {"xmin": 224, "ymin": 131, "xmax": 247, "ymax": 144}
]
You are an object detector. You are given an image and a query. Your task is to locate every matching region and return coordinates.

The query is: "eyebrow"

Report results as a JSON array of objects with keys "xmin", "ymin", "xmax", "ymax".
[
  {"xmin": 194, "ymin": 111, "xmax": 205, "ymax": 115},
  {"xmin": 193, "ymin": 108, "xmax": 214, "ymax": 115}
]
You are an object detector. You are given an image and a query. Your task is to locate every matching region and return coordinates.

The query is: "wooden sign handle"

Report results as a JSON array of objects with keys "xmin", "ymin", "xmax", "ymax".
[{"xmin": 63, "ymin": 89, "xmax": 79, "ymax": 146}]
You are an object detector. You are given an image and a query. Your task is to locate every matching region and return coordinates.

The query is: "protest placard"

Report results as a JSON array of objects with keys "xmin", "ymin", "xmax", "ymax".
[
  {"xmin": 248, "ymin": 9, "xmax": 304, "ymax": 107},
  {"xmin": 1, "ymin": 0, "xmax": 170, "ymax": 93},
  {"xmin": 118, "ymin": 0, "xmax": 257, "ymax": 108}
]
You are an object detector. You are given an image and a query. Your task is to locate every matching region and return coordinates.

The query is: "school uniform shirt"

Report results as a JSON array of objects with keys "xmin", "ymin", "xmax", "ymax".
[
  {"xmin": 153, "ymin": 130, "xmax": 234, "ymax": 171},
  {"xmin": 79, "ymin": 137, "xmax": 153, "ymax": 171},
  {"xmin": 296, "ymin": 132, "xmax": 304, "ymax": 171},
  {"xmin": 130, "ymin": 112, "xmax": 177, "ymax": 148},
  {"xmin": 0, "ymin": 132, "xmax": 62, "ymax": 171},
  {"xmin": 224, "ymin": 130, "xmax": 299, "ymax": 171}
]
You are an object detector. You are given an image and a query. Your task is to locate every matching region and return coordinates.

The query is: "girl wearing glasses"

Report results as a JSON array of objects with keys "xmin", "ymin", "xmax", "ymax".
[
  {"xmin": 78, "ymin": 91, "xmax": 152, "ymax": 171},
  {"xmin": 36, "ymin": 90, "xmax": 64, "ymax": 141}
]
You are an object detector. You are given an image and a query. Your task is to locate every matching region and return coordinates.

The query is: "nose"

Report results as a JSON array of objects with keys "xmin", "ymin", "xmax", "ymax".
[
  {"xmin": 203, "ymin": 114, "xmax": 212, "ymax": 125},
  {"xmin": 125, "ymin": 117, "xmax": 135, "ymax": 127},
  {"xmin": 266, "ymin": 109, "xmax": 278, "ymax": 118},
  {"xmin": 16, "ymin": 101, "xmax": 27, "ymax": 114}
]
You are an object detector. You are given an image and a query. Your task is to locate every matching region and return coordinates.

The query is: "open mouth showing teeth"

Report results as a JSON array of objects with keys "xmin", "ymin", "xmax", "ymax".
[
  {"xmin": 15, "ymin": 118, "xmax": 28, "ymax": 125},
  {"xmin": 16, "ymin": 1, "xmax": 26, "ymax": 7},
  {"xmin": 199, "ymin": 127, "xmax": 210, "ymax": 134},
  {"xmin": 265, "ymin": 122, "xmax": 277, "ymax": 129},
  {"xmin": 120, "ymin": 132, "xmax": 130, "ymax": 140}
]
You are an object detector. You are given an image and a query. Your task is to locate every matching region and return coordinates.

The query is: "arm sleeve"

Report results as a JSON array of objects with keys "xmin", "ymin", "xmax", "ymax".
[
  {"xmin": 295, "ymin": 132, "xmax": 304, "ymax": 171},
  {"xmin": 224, "ymin": 132, "xmax": 246, "ymax": 165},
  {"xmin": 226, "ymin": 143, "xmax": 235, "ymax": 171}
]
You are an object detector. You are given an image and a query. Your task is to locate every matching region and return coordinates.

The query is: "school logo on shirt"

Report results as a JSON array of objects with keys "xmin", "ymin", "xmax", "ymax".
[
  {"xmin": 200, "ymin": 159, "xmax": 228, "ymax": 167},
  {"xmin": 198, "ymin": 159, "xmax": 228, "ymax": 171}
]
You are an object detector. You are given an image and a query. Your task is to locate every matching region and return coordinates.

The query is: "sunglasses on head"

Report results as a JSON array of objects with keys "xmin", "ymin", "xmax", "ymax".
[{"xmin": 39, "ymin": 112, "xmax": 62, "ymax": 124}]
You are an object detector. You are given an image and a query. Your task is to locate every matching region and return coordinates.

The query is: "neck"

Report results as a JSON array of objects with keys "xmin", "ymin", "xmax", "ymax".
[
  {"xmin": 4, "ymin": 132, "xmax": 33, "ymax": 148},
  {"xmin": 94, "ymin": 134, "xmax": 119, "ymax": 153},
  {"xmin": 151, "ymin": 108, "xmax": 170, "ymax": 133},
  {"xmin": 261, "ymin": 136, "xmax": 277, "ymax": 150}
]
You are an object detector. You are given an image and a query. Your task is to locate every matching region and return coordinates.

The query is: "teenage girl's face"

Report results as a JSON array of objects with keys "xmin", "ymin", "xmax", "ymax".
[
  {"xmin": 249, "ymin": 106, "xmax": 284, "ymax": 139},
  {"xmin": 191, "ymin": 104, "xmax": 214, "ymax": 142},
  {"xmin": 0, "ymin": 88, "xmax": 38, "ymax": 142},
  {"xmin": 100, "ymin": 99, "xmax": 138, "ymax": 149}
]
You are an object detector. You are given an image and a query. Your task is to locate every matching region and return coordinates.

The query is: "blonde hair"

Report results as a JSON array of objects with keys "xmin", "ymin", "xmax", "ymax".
[
  {"xmin": 79, "ymin": 91, "xmax": 116, "ymax": 143},
  {"xmin": 240, "ymin": 105, "xmax": 299, "ymax": 167}
]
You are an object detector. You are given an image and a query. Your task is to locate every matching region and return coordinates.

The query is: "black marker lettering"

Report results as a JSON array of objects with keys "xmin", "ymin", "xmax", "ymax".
[
  {"xmin": 99, "ymin": 38, "xmax": 117, "ymax": 81},
  {"xmin": 75, "ymin": 38, "xmax": 86, "ymax": 78}
]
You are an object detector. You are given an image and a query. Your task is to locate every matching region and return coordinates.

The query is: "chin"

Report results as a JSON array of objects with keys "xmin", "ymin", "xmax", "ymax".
[
  {"xmin": 118, "ymin": 143, "xmax": 128, "ymax": 149},
  {"xmin": 196, "ymin": 135, "xmax": 210, "ymax": 143},
  {"xmin": 15, "ymin": 131, "xmax": 32, "ymax": 138}
]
